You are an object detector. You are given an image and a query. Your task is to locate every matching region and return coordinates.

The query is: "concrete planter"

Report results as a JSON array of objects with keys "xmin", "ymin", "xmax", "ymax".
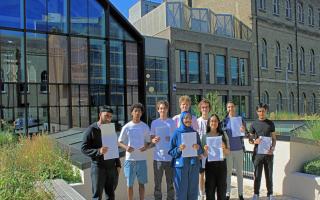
[{"xmin": 285, "ymin": 172, "xmax": 320, "ymax": 200}]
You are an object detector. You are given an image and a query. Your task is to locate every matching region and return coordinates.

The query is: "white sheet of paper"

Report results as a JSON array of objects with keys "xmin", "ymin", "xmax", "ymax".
[
  {"xmin": 230, "ymin": 117, "xmax": 245, "ymax": 137},
  {"xmin": 206, "ymin": 136, "xmax": 224, "ymax": 161},
  {"xmin": 181, "ymin": 132, "xmax": 197, "ymax": 157},
  {"xmin": 100, "ymin": 124, "xmax": 119, "ymax": 160},
  {"xmin": 128, "ymin": 128, "xmax": 145, "ymax": 149},
  {"xmin": 155, "ymin": 126, "xmax": 171, "ymax": 151},
  {"xmin": 257, "ymin": 136, "xmax": 272, "ymax": 154}
]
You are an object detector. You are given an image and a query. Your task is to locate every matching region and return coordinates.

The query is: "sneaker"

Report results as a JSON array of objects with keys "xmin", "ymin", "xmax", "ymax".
[
  {"xmin": 252, "ymin": 194, "xmax": 259, "ymax": 200},
  {"xmin": 239, "ymin": 195, "xmax": 244, "ymax": 200},
  {"xmin": 226, "ymin": 196, "xmax": 230, "ymax": 200},
  {"xmin": 268, "ymin": 195, "xmax": 276, "ymax": 200}
]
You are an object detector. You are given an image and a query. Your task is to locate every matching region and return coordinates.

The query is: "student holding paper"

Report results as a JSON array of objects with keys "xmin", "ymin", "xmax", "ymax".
[
  {"xmin": 150, "ymin": 100, "xmax": 175, "ymax": 200},
  {"xmin": 197, "ymin": 99, "xmax": 211, "ymax": 200},
  {"xmin": 168, "ymin": 111, "xmax": 203, "ymax": 200},
  {"xmin": 249, "ymin": 103, "xmax": 276, "ymax": 200},
  {"xmin": 203, "ymin": 114, "xmax": 230, "ymax": 200},
  {"xmin": 118, "ymin": 103, "xmax": 151, "ymax": 200},
  {"xmin": 81, "ymin": 106, "xmax": 121, "ymax": 200},
  {"xmin": 222, "ymin": 101, "xmax": 246, "ymax": 200}
]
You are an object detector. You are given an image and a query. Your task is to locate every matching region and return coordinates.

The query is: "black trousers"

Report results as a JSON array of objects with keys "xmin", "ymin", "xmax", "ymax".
[
  {"xmin": 91, "ymin": 165, "xmax": 119, "ymax": 200},
  {"xmin": 205, "ymin": 160, "xmax": 227, "ymax": 200},
  {"xmin": 253, "ymin": 154, "xmax": 273, "ymax": 196}
]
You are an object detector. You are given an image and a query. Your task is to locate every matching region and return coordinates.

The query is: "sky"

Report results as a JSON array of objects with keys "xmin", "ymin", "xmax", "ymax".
[{"xmin": 109, "ymin": 0, "xmax": 163, "ymax": 18}]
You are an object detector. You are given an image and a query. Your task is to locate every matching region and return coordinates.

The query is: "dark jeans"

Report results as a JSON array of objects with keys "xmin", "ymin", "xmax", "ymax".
[
  {"xmin": 205, "ymin": 160, "xmax": 227, "ymax": 200},
  {"xmin": 91, "ymin": 165, "xmax": 119, "ymax": 200},
  {"xmin": 153, "ymin": 160, "xmax": 174, "ymax": 200},
  {"xmin": 253, "ymin": 154, "xmax": 273, "ymax": 196}
]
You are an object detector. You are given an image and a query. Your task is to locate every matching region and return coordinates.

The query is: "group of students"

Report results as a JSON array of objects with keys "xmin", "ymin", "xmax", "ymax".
[{"xmin": 81, "ymin": 95, "xmax": 277, "ymax": 200}]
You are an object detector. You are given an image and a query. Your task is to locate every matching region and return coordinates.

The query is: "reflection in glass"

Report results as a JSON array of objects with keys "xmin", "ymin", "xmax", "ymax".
[
  {"xmin": 90, "ymin": 39, "xmax": 106, "ymax": 84},
  {"xmin": 0, "ymin": 1, "xmax": 24, "ymax": 29},
  {"xmin": 70, "ymin": 0, "xmax": 88, "ymax": 35},
  {"xmin": 188, "ymin": 51, "xmax": 200, "ymax": 84},
  {"xmin": 26, "ymin": 0, "xmax": 47, "ymax": 31},
  {"xmin": 110, "ymin": 40, "xmax": 124, "ymax": 85},
  {"xmin": 231, "ymin": 57, "xmax": 239, "ymax": 85},
  {"xmin": 48, "ymin": 0, "xmax": 68, "ymax": 33},
  {"xmin": 71, "ymin": 37, "xmax": 88, "ymax": 84},
  {"xmin": 88, "ymin": 0, "xmax": 105, "ymax": 37},
  {"xmin": 216, "ymin": 55, "xmax": 226, "ymax": 85}
]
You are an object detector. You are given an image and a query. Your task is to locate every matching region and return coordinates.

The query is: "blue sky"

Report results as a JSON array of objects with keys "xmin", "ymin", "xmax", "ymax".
[{"xmin": 109, "ymin": 0, "xmax": 163, "ymax": 18}]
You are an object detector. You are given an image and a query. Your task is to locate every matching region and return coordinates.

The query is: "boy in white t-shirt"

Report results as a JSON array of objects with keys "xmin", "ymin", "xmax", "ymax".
[
  {"xmin": 197, "ymin": 99, "xmax": 212, "ymax": 200},
  {"xmin": 150, "ymin": 100, "xmax": 176, "ymax": 200},
  {"xmin": 118, "ymin": 103, "xmax": 151, "ymax": 200},
  {"xmin": 172, "ymin": 95, "xmax": 199, "ymax": 130}
]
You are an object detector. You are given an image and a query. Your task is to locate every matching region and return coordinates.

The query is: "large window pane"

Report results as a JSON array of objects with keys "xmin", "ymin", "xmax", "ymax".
[
  {"xmin": 70, "ymin": 0, "xmax": 88, "ymax": 35},
  {"xmin": 90, "ymin": 39, "xmax": 106, "ymax": 84},
  {"xmin": 48, "ymin": 0, "xmax": 68, "ymax": 33},
  {"xmin": 188, "ymin": 51, "xmax": 200, "ymax": 83},
  {"xmin": 0, "ymin": 30, "xmax": 24, "ymax": 83},
  {"xmin": 126, "ymin": 42, "xmax": 138, "ymax": 86},
  {"xmin": 216, "ymin": 55, "xmax": 226, "ymax": 85},
  {"xmin": 48, "ymin": 35, "xmax": 68, "ymax": 83},
  {"xmin": 71, "ymin": 37, "xmax": 88, "ymax": 84},
  {"xmin": 204, "ymin": 53, "xmax": 210, "ymax": 84},
  {"xmin": 0, "ymin": 1, "xmax": 24, "ymax": 29},
  {"xmin": 90, "ymin": 85, "xmax": 106, "ymax": 106},
  {"xmin": 110, "ymin": 15, "xmax": 135, "ymax": 41},
  {"xmin": 26, "ymin": 0, "xmax": 47, "ymax": 31},
  {"xmin": 88, "ymin": 0, "xmax": 105, "ymax": 37},
  {"xmin": 239, "ymin": 58, "xmax": 248, "ymax": 86},
  {"xmin": 179, "ymin": 50, "xmax": 187, "ymax": 83},
  {"xmin": 110, "ymin": 40, "xmax": 124, "ymax": 85},
  {"xmin": 231, "ymin": 57, "xmax": 239, "ymax": 85}
]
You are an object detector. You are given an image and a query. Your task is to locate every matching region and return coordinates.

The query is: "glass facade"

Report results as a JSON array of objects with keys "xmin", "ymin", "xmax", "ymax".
[
  {"xmin": 215, "ymin": 55, "xmax": 226, "ymax": 85},
  {"xmin": 145, "ymin": 56, "xmax": 169, "ymax": 124},
  {"xmin": 0, "ymin": 0, "xmax": 144, "ymax": 133},
  {"xmin": 188, "ymin": 51, "xmax": 200, "ymax": 84}
]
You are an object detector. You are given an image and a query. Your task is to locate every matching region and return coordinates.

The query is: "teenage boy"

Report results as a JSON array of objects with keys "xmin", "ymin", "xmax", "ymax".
[
  {"xmin": 118, "ymin": 103, "xmax": 151, "ymax": 200},
  {"xmin": 150, "ymin": 100, "xmax": 175, "ymax": 200},
  {"xmin": 81, "ymin": 106, "xmax": 121, "ymax": 200},
  {"xmin": 222, "ymin": 101, "xmax": 246, "ymax": 200},
  {"xmin": 172, "ymin": 95, "xmax": 199, "ymax": 131},
  {"xmin": 197, "ymin": 99, "xmax": 211, "ymax": 200},
  {"xmin": 249, "ymin": 103, "xmax": 276, "ymax": 200}
]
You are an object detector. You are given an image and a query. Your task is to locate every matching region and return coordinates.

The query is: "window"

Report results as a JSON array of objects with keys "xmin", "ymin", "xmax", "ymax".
[
  {"xmin": 289, "ymin": 92, "xmax": 294, "ymax": 112},
  {"xmin": 319, "ymin": 9, "xmax": 320, "ymax": 28},
  {"xmin": 40, "ymin": 71, "xmax": 48, "ymax": 93},
  {"xmin": 273, "ymin": 0, "xmax": 279, "ymax": 15},
  {"xmin": 275, "ymin": 42, "xmax": 281, "ymax": 69},
  {"xmin": 179, "ymin": 50, "xmax": 187, "ymax": 83},
  {"xmin": 297, "ymin": 2, "xmax": 304, "ymax": 23},
  {"xmin": 231, "ymin": 57, "xmax": 239, "ymax": 85},
  {"xmin": 261, "ymin": 39, "xmax": 267, "ymax": 68},
  {"xmin": 276, "ymin": 91, "xmax": 283, "ymax": 112},
  {"xmin": 204, "ymin": 53, "xmax": 210, "ymax": 84},
  {"xmin": 262, "ymin": 91, "xmax": 269, "ymax": 105},
  {"xmin": 0, "ymin": 68, "xmax": 4, "ymax": 92},
  {"xmin": 311, "ymin": 93, "xmax": 316, "ymax": 113},
  {"xmin": 299, "ymin": 47, "xmax": 305, "ymax": 73},
  {"xmin": 188, "ymin": 51, "xmax": 200, "ymax": 83},
  {"xmin": 215, "ymin": 55, "xmax": 226, "ymax": 85},
  {"xmin": 239, "ymin": 58, "xmax": 248, "ymax": 86},
  {"xmin": 258, "ymin": 0, "xmax": 266, "ymax": 10},
  {"xmin": 287, "ymin": 45, "xmax": 293, "ymax": 71},
  {"xmin": 308, "ymin": 6, "xmax": 314, "ymax": 26},
  {"xmin": 302, "ymin": 93, "xmax": 307, "ymax": 114},
  {"xmin": 286, "ymin": 0, "xmax": 292, "ymax": 19},
  {"xmin": 310, "ymin": 49, "xmax": 315, "ymax": 74}
]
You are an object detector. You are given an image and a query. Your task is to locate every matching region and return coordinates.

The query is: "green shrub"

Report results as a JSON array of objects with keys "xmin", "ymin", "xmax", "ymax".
[
  {"xmin": 0, "ymin": 134, "xmax": 81, "ymax": 199},
  {"xmin": 191, "ymin": 91, "xmax": 226, "ymax": 120},
  {"xmin": 295, "ymin": 120, "xmax": 320, "ymax": 141},
  {"xmin": 303, "ymin": 157, "xmax": 320, "ymax": 176}
]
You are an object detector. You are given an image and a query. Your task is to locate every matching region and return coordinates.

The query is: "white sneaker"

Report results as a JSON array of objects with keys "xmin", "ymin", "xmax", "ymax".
[
  {"xmin": 268, "ymin": 195, "xmax": 276, "ymax": 200},
  {"xmin": 252, "ymin": 194, "xmax": 259, "ymax": 200}
]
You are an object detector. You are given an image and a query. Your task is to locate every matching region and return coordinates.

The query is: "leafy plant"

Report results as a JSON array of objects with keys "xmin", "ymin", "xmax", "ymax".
[
  {"xmin": 303, "ymin": 157, "xmax": 320, "ymax": 176},
  {"xmin": 191, "ymin": 91, "xmax": 226, "ymax": 120}
]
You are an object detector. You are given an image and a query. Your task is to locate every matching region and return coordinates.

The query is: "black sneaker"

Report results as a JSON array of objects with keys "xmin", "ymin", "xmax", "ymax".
[
  {"xmin": 239, "ymin": 195, "xmax": 244, "ymax": 200},
  {"xmin": 226, "ymin": 196, "xmax": 230, "ymax": 200}
]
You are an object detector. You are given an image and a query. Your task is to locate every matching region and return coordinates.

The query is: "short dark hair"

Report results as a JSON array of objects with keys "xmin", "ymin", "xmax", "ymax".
[
  {"xmin": 256, "ymin": 103, "xmax": 268, "ymax": 111},
  {"xmin": 99, "ymin": 106, "xmax": 113, "ymax": 114},
  {"xmin": 227, "ymin": 100, "xmax": 235, "ymax": 106},
  {"xmin": 130, "ymin": 103, "xmax": 144, "ymax": 113}
]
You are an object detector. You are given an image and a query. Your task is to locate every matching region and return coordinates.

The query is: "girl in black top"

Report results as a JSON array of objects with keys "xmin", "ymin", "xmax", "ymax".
[{"xmin": 202, "ymin": 114, "xmax": 230, "ymax": 200}]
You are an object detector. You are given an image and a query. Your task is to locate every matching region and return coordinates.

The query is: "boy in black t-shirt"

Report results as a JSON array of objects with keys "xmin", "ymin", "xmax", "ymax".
[{"xmin": 249, "ymin": 103, "xmax": 276, "ymax": 200}]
